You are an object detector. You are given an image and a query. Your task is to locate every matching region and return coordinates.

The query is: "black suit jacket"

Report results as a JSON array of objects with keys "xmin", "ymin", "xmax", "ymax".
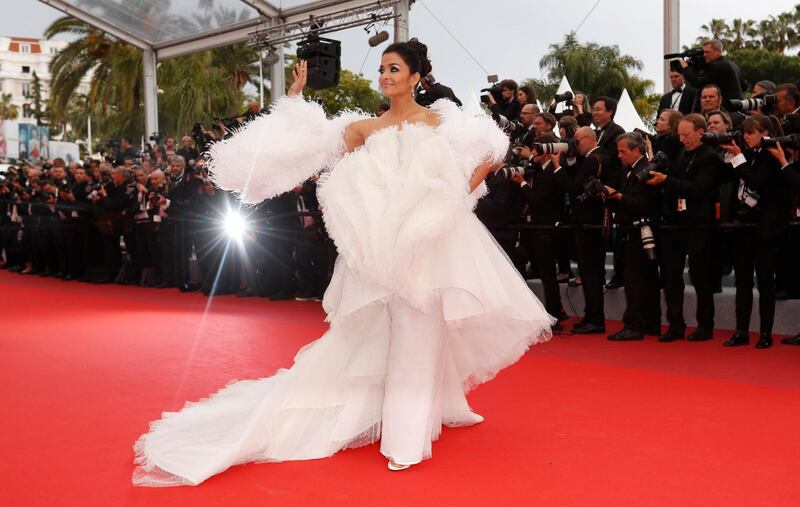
[
  {"xmin": 519, "ymin": 162, "xmax": 566, "ymax": 225},
  {"xmin": 658, "ymin": 85, "xmax": 697, "ymax": 115},
  {"xmin": 681, "ymin": 56, "xmax": 745, "ymax": 105},
  {"xmin": 733, "ymin": 149, "xmax": 793, "ymax": 239},
  {"xmin": 595, "ymin": 121, "xmax": 626, "ymax": 188},
  {"xmin": 662, "ymin": 144, "xmax": 722, "ymax": 225},
  {"xmin": 475, "ymin": 171, "xmax": 520, "ymax": 238},
  {"xmin": 557, "ymin": 148, "xmax": 607, "ymax": 225},
  {"xmin": 609, "ymin": 158, "xmax": 657, "ymax": 225}
]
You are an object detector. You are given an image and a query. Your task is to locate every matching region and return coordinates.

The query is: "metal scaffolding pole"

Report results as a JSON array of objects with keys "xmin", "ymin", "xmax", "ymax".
[
  {"xmin": 394, "ymin": 0, "xmax": 409, "ymax": 42},
  {"xmin": 142, "ymin": 49, "xmax": 159, "ymax": 136},
  {"xmin": 271, "ymin": 26, "xmax": 286, "ymax": 101},
  {"xmin": 663, "ymin": 0, "xmax": 680, "ymax": 92}
]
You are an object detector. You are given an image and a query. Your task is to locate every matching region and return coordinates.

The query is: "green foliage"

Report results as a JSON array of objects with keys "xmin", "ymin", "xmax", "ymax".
[
  {"xmin": 729, "ymin": 49, "xmax": 800, "ymax": 87},
  {"xmin": 694, "ymin": 6, "xmax": 800, "ymax": 53},
  {"xmin": 30, "ymin": 72, "xmax": 47, "ymax": 125},
  {"xmin": 0, "ymin": 93, "xmax": 19, "ymax": 120},
  {"xmin": 530, "ymin": 32, "xmax": 658, "ymax": 122}
]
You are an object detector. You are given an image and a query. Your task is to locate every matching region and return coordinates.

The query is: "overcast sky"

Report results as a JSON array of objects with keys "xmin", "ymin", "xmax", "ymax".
[{"xmin": 3, "ymin": 0, "xmax": 798, "ymax": 103}]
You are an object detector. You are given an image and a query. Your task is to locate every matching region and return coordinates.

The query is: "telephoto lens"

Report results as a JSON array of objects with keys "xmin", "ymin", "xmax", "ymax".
[{"xmin": 639, "ymin": 219, "xmax": 657, "ymax": 261}]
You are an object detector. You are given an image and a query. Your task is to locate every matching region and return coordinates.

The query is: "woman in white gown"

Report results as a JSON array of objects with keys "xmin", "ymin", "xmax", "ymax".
[{"xmin": 133, "ymin": 39, "xmax": 554, "ymax": 487}]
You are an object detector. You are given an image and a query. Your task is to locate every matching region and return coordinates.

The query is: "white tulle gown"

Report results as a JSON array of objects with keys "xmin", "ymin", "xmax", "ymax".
[{"xmin": 132, "ymin": 97, "xmax": 554, "ymax": 487}]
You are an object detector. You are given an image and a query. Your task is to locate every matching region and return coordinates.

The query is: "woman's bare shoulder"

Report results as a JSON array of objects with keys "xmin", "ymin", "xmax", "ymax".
[{"xmin": 343, "ymin": 118, "xmax": 376, "ymax": 153}]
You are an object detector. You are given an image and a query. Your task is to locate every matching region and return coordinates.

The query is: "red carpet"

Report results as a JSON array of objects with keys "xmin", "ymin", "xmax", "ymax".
[{"xmin": 1, "ymin": 270, "xmax": 799, "ymax": 506}]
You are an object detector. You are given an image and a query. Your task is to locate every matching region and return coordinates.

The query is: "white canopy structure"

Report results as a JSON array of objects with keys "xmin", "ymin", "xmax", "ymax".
[
  {"xmin": 36, "ymin": 0, "xmax": 682, "ymax": 135},
  {"xmin": 614, "ymin": 88, "xmax": 651, "ymax": 133},
  {"xmin": 37, "ymin": 0, "xmax": 412, "ymax": 136}
]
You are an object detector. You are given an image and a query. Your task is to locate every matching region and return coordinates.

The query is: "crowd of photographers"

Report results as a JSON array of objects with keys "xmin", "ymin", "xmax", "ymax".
[
  {"xmin": 0, "ymin": 107, "xmax": 332, "ymax": 302},
  {"xmin": 4, "ymin": 38, "xmax": 800, "ymax": 346},
  {"xmin": 473, "ymin": 38, "xmax": 800, "ymax": 348}
]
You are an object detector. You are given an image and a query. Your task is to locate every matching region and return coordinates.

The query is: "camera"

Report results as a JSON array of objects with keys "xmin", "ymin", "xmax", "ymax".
[
  {"xmin": 480, "ymin": 84, "xmax": 503, "ymax": 105},
  {"xmin": 637, "ymin": 217, "xmax": 657, "ymax": 261},
  {"xmin": 632, "ymin": 151, "xmax": 670, "ymax": 183},
  {"xmin": 633, "ymin": 128, "xmax": 655, "ymax": 142},
  {"xmin": 728, "ymin": 94, "xmax": 777, "ymax": 113},
  {"xmin": 532, "ymin": 141, "xmax": 576, "ymax": 157},
  {"xmin": 578, "ymin": 177, "xmax": 608, "ymax": 202},
  {"xmin": 761, "ymin": 133, "xmax": 800, "ymax": 150},
  {"xmin": 553, "ymin": 91, "xmax": 573, "ymax": 107},
  {"xmin": 701, "ymin": 131, "xmax": 743, "ymax": 147},
  {"xmin": 665, "ymin": 47, "xmax": 705, "ymax": 69},
  {"xmin": 496, "ymin": 164, "xmax": 526, "ymax": 181},
  {"xmin": 149, "ymin": 132, "xmax": 165, "ymax": 144}
]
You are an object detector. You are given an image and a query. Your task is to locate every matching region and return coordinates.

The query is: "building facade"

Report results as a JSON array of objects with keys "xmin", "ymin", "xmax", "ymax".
[{"xmin": 0, "ymin": 36, "xmax": 90, "ymax": 123}]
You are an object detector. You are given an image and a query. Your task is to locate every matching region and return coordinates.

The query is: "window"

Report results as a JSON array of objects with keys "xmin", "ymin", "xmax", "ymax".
[
  {"xmin": 21, "ymin": 82, "xmax": 32, "ymax": 97},
  {"xmin": 50, "ymin": 46, "xmax": 59, "ymax": 55},
  {"xmin": 22, "ymin": 65, "xmax": 30, "ymax": 74},
  {"xmin": 21, "ymin": 44, "xmax": 30, "ymax": 53}
]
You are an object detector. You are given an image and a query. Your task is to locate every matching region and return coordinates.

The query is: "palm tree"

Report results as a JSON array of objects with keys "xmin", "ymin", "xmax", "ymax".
[
  {"xmin": 696, "ymin": 18, "xmax": 732, "ymax": 47},
  {"xmin": 728, "ymin": 18, "xmax": 758, "ymax": 51},
  {"xmin": 758, "ymin": 13, "xmax": 799, "ymax": 53},
  {"xmin": 0, "ymin": 93, "xmax": 19, "ymax": 120}
]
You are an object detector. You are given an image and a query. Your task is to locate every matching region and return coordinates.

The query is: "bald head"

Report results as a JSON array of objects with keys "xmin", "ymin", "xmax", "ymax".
[
  {"xmin": 520, "ymin": 103, "xmax": 537, "ymax": 127},
  {"xmin": 575, "ymin": 126, "xmax": 598, "ymax": 156}
]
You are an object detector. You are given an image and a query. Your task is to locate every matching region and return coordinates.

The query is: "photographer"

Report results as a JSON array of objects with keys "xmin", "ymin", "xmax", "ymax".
[
  {"xmin": 62, "ymin": 166, "xmax": 93, "ymax": 280},
  {"xmin": 559, "ymin": 126, "xmax": 609, "ymax": 334},
  {"xmin": 592, "ymin": 96, "xmax": 626, "ymax": 289},
  {"xmin": 679, "ymin": 39, "xmax": 745, "ymax": 108},
  {"xmin": 699, "ymin": 84, "xmax": 745, "ymax": 129},
  {"xmin": 718, "ymin": 115, "xmax": 793, "ymax": 349},
  {"xmin": 416, "ymin": 73, "xmax": 462, "ymax": 107},
  {"xmin": 603, "ymin": 133, "xmax": 662, "ymax": 340},
  {"xmin": 486, "ymin": 79, "xmax": 522, "ymax": 122},
  {"xmin": 510, "ymin": 133, "xmax": 568, "ymax": 328},
  {"xmin": 659, "ymin": 70, "xmax": 697, "ymax": 116},
  {"xmin": 160, "ymin": 155, "xmax": 202, "ymax": 291},
  {"xmin": 645, "ymin": 114, "xmax": 722, "ymax": 342},
  {"xmin": 114, "ymin": 137, "xmax": 138, "ymax": 167},
  {"xmin": 91, "ymin": 167, "xmax": 131, "ymax": 283},
  {"xmin": 475, "ymin": 161, "xmax": 521, "ymax": 262},
  {"xmin": 176, "ymin": 136, "xmax": 200, "ymax": 165},
  {"xmin": 517, "ymin": 85, "xmax": 537, "ymax": 107}
]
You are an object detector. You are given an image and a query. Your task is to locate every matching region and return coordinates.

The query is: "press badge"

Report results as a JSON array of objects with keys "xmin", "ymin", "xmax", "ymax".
[{"xmin": 677, "ymin": 199, "xmax": 687, "ymax": 212}]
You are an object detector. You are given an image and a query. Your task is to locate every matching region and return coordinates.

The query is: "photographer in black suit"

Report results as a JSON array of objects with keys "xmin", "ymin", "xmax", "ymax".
[
  {"xmin": 415, "ymin": 74, "xmax": 462, "ymax": 107},
  {"xmin": 593, "ymin": 96, "xmax": 626, "ymax": 289},
  {"xmin": 486, "ymin": 79, "xmax": 522, "ymax": 122},
  {"xmin": 603, "ymin": 133, "xmax": 662, "ymax": 340},
  {"xmin": 679, "ymin": 39, "xmax": 745, "ymax": 108},
  {"xmin": 658, "ymin": 70, "xmax": 697, "ymax": 116},
  {"xmin": 646, "ymin": 114, "xmax": 722, "ymax": 342},
  {"xmin": 721, "ymin": 115, "xmax": 794, "ymax": 349},
  {"xmin": 561, "ymin": 126, "xmax": 608, "ymax": 334},
  {"xmin": 510, "ymin": 133, "xmax": 568, "ymax": 328}
]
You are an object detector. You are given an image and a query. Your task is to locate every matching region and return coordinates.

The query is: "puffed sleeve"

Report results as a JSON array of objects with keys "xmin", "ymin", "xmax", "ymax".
[
  {"xmin": 208, "ymin": 95, "xmax": 367, "ymax": 205},
  {"xmin": 430, "ymin": 98, "xmax": 509, "ymax": 198}
]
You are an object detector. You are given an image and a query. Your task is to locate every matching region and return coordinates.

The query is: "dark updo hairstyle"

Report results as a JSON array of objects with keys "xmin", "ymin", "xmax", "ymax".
[{"xmin": 383, "ymin": 38, "xmax": 433, "ymax": 79}]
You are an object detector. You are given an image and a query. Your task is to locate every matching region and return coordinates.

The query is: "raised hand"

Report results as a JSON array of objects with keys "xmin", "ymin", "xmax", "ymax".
[{"xmin": 288, "ymin": 60, "xmax": 308, "ymax": 97}]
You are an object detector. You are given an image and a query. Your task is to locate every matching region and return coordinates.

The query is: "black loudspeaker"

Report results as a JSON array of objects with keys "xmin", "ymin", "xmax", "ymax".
[{"xmin": 297, "ymin": 36, "xmax": 341, "ymax": 90}]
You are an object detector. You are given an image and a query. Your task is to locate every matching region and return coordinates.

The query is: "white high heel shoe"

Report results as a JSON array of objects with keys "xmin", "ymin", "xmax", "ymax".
[{"xmin": 387, "ymin": 459, "xmax": 412, "ymax": 471}]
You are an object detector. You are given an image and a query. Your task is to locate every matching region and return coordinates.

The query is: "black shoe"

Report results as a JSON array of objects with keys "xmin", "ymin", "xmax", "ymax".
[
  {"xmin": 237, "ymin": 288, "xmax": 256, "ymax": 298},
  {"xmin": 555, "ymin": 310, "xmax": 570, "ymax": 322},
  {"xmin": 572, "ymin": 322, "xmax": 605, "ymax": 334},
  {"xmin": 62, "ymin": 274, "xmax": 74, "ymax": 282},
  {"xmin": 7, "ymin": 265, "xmax": 23, "ymax": 273},
  {"xmin": 607, "ymin": 328, "xmax": 644, "ymax": 341},
  {"xmin": 155, "ymin": 282, "xmax": 172, "ymax": 289},
  {"xmin": 605, "ymin": 276, "xmax": 624, "ymax": 289},
  {"xmin": 687, "ymin": 328, "xmax": 713, "ymax": 342},
  {"xmin": 551, "ymin": 322, "xmax": 564, "ymax": 334},
  {"xmin": 38, "ymin": 269, "xmax": 52, "ymax": 277},
  {"xmin": 775, "ymin": 290, "xmax": 791, "ymax": 301},
  {"xmin": 781, "ymin": 334, "xmax": 800, "ymax": 345},
  {"xmin": 659, "ymin": 327, "xmax": 685, "ymax": 342},
  {"xmin": 644, "ymin": 325, "xmax": 662, "ymax": 337},
  {"xmin": 755, "ymin": 333, "xmax": 773, "ymax": 349},
  {"xmin": 93, "ymin": 277, "xmax": 112, "ymax": 284},
  {"xmin": 269, "ymin": 293, "xmax": 293, "ymax": 301},
  {"xmin": 723, "ymin": 331, "xmax": 750, "ymax": 347}
]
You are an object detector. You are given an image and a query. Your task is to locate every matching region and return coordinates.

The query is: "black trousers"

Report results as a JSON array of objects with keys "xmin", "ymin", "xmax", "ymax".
[
  {"xmin": 733, "ymin": 229, "xmax": 781, "ymax": 334},
  {"xmin": 524, "ymin": 228, "xmax": 564, "ymax": 317},
  {"xmin": 555, "ymin": 228, "xmax": 573, "ymax": 275},
  {"xmin": 620, "ymin": 232, "xmax": 661, "ymax": 331},
  {"xmin": 575, "ymin": 229, "xmax": 605, "ymax": 325},
  {"xmin": 660, "ymin": 229, "xmax": 715, "ymax": 331},
  {"xmin": 65, "ymin": 220, "xmax": 90, "ymax": 277}
]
